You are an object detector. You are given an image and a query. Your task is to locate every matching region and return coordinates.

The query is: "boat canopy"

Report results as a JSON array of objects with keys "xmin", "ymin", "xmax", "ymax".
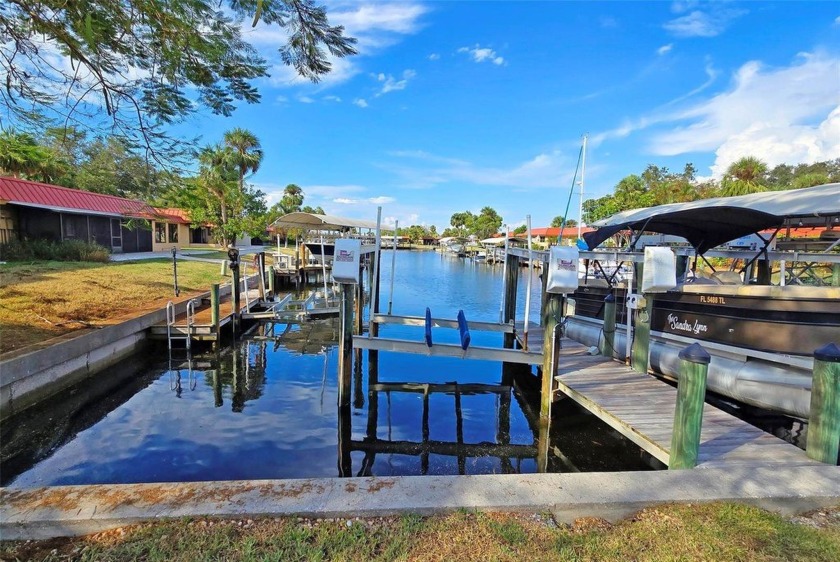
[
  {"xmin": 271, "ymin": 212, "xmax": 378, "ymax": 231},
  {"xmin": 583, "ymin": 183, "xmax": 840, "ymax": 254},
  {"xmin": 480, "ymin": 236, "xmax": 526, "ymax": 246}
]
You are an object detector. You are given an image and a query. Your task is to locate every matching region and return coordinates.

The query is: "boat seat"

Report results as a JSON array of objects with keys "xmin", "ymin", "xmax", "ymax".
[{"xmin": 712, "ymin": 271, "xmax": 743, "ymax": 285}]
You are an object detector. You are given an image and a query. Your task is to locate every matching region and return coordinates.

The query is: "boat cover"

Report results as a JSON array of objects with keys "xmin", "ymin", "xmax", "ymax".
[
  {"xmin": 271, "ymin": 212, "xmax": 378, "ymax": 231},
  {"xmin": 584, "ymin": 182, "xmax": 840, "ymax": 253}
]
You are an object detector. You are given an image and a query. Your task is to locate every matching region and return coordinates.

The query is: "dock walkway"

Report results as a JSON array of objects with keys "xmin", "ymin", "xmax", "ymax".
[
  {"xmin": 150, "ymin": 288, "xmax": 262, "ymax": 342},
  {"xmin": 515, "ymin": 324, "xmax": 820, "ymax": 469}
]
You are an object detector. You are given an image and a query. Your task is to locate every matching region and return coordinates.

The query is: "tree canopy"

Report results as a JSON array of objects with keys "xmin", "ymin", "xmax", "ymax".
[
  {"xmin": 0, "ymin": 0, "xmax": 357, "ymax": 162},
  {"xmin": 581, "ymin": 157, "xmax": 839, "ymax": 224},
  {"xmin": 446, "ymin": 207, "xmax": 503, "ymax": 239}
]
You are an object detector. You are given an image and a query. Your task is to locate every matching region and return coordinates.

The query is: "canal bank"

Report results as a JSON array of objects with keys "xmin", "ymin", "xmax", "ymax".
[{"xmin": 2, "ymin": 465, "xmax": 839, "ymax": 539}]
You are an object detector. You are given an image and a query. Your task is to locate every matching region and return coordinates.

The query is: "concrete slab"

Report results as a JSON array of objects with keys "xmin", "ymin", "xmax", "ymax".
[{"xmin": 2, "ymin": 465, "xmax": 839, "ymax": 540}]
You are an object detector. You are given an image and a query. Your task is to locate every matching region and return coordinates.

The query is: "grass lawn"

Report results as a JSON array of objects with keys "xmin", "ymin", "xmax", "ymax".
[
  {"xmin": 0, "ymin": 259, "xmax": 228, "ymax": 355},
  {"xmin": 2, "ymin": 503, "xmax": 838, "ymax": 561}
]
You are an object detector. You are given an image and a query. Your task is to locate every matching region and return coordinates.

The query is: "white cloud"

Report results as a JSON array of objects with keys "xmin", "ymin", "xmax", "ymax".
[
  {"xmin": 663, "ymin": 6, "xmax": 747, "ymax": 38},
  {"xmin": 353, "ymin": 98, "xmax": 369, "ymax": 108},
  {"xmin": 600, "ymin": 16, "xmax": 618, "ymax": 29},
  {"xmin": 643, "ymin": 53, "xmax": 840, "ymax": 176},
  {"xmin": 374, "ymin": 69, "xmax": 417, "ymax": 96},
  {"xmin": 323, "ymin": 95, "xmax": 342, "ymax": 102},
  {"xmin": 458, "ymin": 44, "xmax": 505, "ymax": 66},
  {"xmin": 248, "ymin": 2, "xmax": 427, "ymax": 90},
  {"xmin": 428, "ymin": 53, "xmax": 440, "ymax": 61},
  {"xmin": 274, "ymin": 95, "xmax": 289, "ymax": 104},
  {"xmin": 834, "ymin": 15, "xmax": 840, "ymax": 26},
  {"xmin": 657, "ymin": 44, "xmax": 673, "ymax": 56},
  {"xmin": 384, "ymin": 148, "xmax": 577, "ymax": 190},
  {"xmin": 298, "ymin": 96, "xmax": 315, "ymax": 104},
  {"xmin": 333, "ymin": 196, "xmax": 396, "ymax": 205}
]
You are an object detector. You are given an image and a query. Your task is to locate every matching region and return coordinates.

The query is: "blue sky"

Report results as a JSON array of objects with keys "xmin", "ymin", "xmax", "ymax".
[{"xmin": 177, "ymin": 1, "xmax": 840, "ymax": 231}]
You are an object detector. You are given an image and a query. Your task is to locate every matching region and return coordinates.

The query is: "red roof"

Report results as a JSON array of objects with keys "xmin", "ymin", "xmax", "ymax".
[
  {"xmin": 507, "ymin": 227, "xmax": 597, "ymax": 238},
  {"xmin": 0, "ymin": 176, "xmax": 157, "ymax": 218},
  {"xmin": 153, "ymin": 207, "xmax": 192, "ymax": 224}
]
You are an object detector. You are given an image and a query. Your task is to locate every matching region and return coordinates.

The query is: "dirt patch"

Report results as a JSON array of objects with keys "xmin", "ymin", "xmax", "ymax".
[{"xmin": 366, "ymin": 479, "xmax": 396, "ymax": 493}]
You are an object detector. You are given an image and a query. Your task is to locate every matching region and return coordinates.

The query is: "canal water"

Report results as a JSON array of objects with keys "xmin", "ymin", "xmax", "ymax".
[{"xmin": 2, "ymin": 251, "xmax": 653, "ymax": 487}]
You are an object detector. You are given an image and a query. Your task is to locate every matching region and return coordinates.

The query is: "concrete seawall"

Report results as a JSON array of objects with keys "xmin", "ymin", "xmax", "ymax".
[
  {"xmin": 2, "ymin": 465, "xmax": 839, "ymax": 539},
  {"xmin": 0, "ymin": 295, "xmax": 204, "ymax": 419}
]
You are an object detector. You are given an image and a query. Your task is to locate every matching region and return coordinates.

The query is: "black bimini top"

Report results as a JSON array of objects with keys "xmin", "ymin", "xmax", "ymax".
[{"xmin": 583, "ymin": 182, "xmax": 840, "ymax": 254}]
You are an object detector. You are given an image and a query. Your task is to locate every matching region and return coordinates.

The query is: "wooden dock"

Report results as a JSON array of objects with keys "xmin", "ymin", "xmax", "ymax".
[
  {"xmin": 546, "ymin": 338, "xmax": 821, "ymax": 469},
  {"xmin": 150, "ymin": 288, "xmax": 263, "ymax": 342}
]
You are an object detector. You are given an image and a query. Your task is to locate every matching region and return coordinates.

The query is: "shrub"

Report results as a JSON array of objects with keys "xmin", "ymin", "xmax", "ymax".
[{"xmin": 0, "ymin": 239, "xmax": 111, "ymax": 262}]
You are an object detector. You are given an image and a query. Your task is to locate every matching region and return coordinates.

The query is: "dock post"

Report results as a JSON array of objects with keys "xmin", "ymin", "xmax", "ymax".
[
  {"xmin": 211, "ymin": 283, "xmax": 220, "ymax": 340},
  {"xmin": 257, "ymin": 252, "xmax": 266, "ymax": 300},
  {"xmin": 337, "ymin": 283, "xmax": 354, "ymax": 408},
  {"xmin": 600, "ymin": 293, "xmax": 616, "ymax": 358},
  {"xmin": 832, "ymin": 264, "xmax": 840, "ymax": 287},
  {"xmin": 503, "ymin": 253, "xmax": 520, "ymax": 349},
  {"xmin": 354, "ymin": 265, "xmax": 364, "ymax": 335},
  {"xmin": 631, "ymin": 263, "xmax": 652, "ymax": 374},
  {"xmin": 268, "ymin": 266, "xmax": 275, "ymax": 296},
  {"xmin": 669, "ymin": 343, "xmax": 710, "ymax": 469},
  {"xmin": 806, "ymin": 343, "xmax": 840, "ymax": 464},
  {"xmin": 541, "ymin": 292, "xmax": 563, "ymax": 420}
]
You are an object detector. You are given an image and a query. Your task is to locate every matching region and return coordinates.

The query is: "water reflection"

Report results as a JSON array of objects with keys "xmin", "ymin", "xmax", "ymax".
[{"xmin": 3, "ymin": 253, "xmax": 652, "ymax": 487}]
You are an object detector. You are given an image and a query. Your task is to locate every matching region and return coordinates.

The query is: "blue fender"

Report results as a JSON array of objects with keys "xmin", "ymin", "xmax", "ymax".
[{"xmin": 457, "ymin": 310, "xmax": 471, "ymax": 350}]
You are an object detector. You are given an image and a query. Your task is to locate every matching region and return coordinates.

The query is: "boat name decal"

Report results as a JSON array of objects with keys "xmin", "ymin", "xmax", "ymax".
[
  {"xmin": 336, "ymin": 250, "xmax": 355, "ymax": 262},
  {"xmin": 555, "ymin": 259, "xmax": 576, "ymax": 272},
  {"xmin": 667, "ymin": 313, "xmax": 708, "ymax": 335}
]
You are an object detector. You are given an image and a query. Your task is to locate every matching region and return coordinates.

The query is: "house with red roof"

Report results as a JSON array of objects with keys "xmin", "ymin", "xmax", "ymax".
[{"xmin": 0, "ymin": 177, "xmax": 212, "ymax": 253}]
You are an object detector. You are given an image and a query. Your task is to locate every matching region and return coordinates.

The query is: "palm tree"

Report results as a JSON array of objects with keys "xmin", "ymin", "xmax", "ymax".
[
  {"xmin": 721, "ymin": 157, "xmax": 768, "ymax": 196},
  {"xmin": 223, "ymin": 128, "xmax": 263, "ymax": 193},
  {"xmin": 198, "ymin": 144, "xmax": 238, "ymax": 246}
]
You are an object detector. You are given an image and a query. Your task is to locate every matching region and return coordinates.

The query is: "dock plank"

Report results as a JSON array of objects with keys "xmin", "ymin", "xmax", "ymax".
[{"xmin": 552, "ymin": 338, "xmax": 820, "ymax": 469}]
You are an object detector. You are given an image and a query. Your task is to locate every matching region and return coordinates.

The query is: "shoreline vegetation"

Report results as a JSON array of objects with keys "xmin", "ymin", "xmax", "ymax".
[{"xmin": 2, "ymin": 503, "xmax": 839, "ymax": 561}]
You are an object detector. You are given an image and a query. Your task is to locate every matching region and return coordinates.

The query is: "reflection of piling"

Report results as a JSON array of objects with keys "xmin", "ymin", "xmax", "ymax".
[
  {"xmin": 338, "ymin": 405, "xmax": 352, "ymax": 477},
  {"xmin": 669, "ymin": 343, "xmax": 710, "ymax": 469},
  {"xmin": 806, "ymin": 343, "xmax": 840, "ymax": 464},
  {"xmin": 337, "ymin": 283, "xmax": 354, "ymax": 408}
]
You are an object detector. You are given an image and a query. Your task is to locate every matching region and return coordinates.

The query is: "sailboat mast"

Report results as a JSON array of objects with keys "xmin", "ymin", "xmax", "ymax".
[{"xmin": 578, "ymin": 134, "xmax": 587, "ymax": 240}]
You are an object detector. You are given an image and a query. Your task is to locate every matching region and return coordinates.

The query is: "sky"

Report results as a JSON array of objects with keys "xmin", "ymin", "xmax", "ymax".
[{"xmin": 173, "ymin": 1, "xmax": 840, "ymax": 231}]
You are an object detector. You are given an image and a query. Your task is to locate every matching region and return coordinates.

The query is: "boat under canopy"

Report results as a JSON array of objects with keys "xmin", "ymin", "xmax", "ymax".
[
  {"xmin": 583, "ymin": 183, "xmax": 840, "ymax": 253},
  {"xmin": 565, "ymin": 182, "xmax": 840, "ymax": 420}
]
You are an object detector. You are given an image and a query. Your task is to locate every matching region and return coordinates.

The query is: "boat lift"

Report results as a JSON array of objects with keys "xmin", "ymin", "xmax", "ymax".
[{"xmin": 353, "ymin": 309, "xmax": 543, "ymax": 365}]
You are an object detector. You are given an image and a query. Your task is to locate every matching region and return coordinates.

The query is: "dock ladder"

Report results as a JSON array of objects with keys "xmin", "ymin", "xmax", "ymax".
[{"xmin": 166, "ymin": 299, "xmax": 196, "ymax": 351}]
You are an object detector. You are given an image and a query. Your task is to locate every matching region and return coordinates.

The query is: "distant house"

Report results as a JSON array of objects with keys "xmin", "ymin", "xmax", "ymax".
[
  {"xmin": 0, "ymin": 177, "xmax": 212, "ymax": 253},
  {"xmin": 507, "ymin": 227, "xmax": 597, "ymax": 248}
]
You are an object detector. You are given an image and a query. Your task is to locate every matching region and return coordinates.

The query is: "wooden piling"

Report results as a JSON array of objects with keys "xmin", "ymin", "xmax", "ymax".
[
  {"xmin": 211, "ymin": 283, "xmax": 220, "ymax": 337},
  {"xmin": 600, "ymin": 293, "xmax": 616, "ymax": 358},
  {"xmin": 257, "ymin": 252, "xmax": 266, "ymax": 300},
  {"xmin": 540, "ymin": 292, "xmax": 563, "ymax": 420},
  {"xmin": 268, "ymin": 266, "xmax": 275, "ymax": 296},
  {"xmin": 832, "ymin": 263, "xmax": 840, "ymax": 287},
  {"xmin": 232, "ymin": 267, "xmax": 241, "ymax": 336},
  {"xmin": 669, "ymin": 343, "xmax": 710, "ymax": 469},
  {"xmin": 806, "ymin": 343, "xmax": 840, "ymax": 464},
  {"xmin": 631, "ymin": 263, "xmax": 651, "ymax": 374},
  {"xmin": 502, "ymin": 253, "xmax": 520, "ymax": 349},
  {"xmin": 337, "ymin": 283, "xmax": 354, "ymax": 408}
]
